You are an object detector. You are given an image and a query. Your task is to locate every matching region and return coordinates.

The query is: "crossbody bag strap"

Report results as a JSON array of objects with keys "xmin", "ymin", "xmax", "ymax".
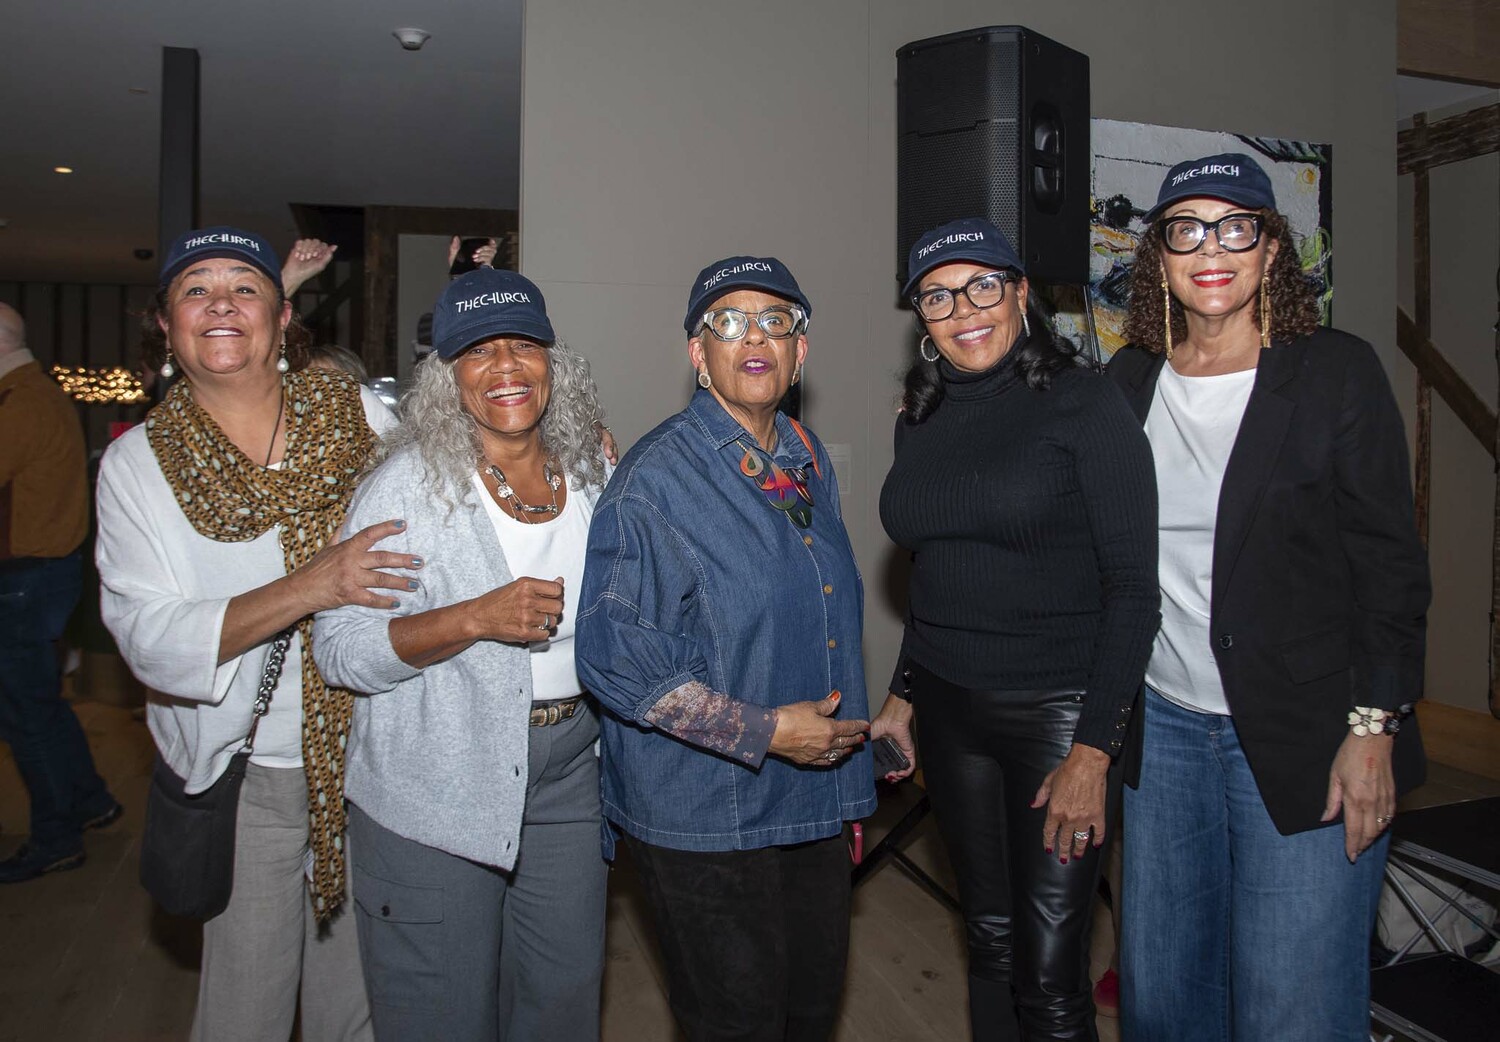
[
  {"xmin": 786, "ymin": 417, "xmax": 822, "ymax": 479},
  {"xmin": 242, "ymin": 628, "xmax": 294, "ymax": 753}
]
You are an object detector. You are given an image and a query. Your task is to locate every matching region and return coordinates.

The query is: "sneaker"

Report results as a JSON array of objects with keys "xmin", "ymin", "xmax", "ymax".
[
  {"xmin": 79, "ymin": 800, "xmax": 123, "ymax": 832},
  {"xmin": 0, "ymin": 844, "xmax": 86, "ymax": 884},
  {"xmin": 1093, "ymin": 968, "xmax": 1119, "ymax": 1018}
]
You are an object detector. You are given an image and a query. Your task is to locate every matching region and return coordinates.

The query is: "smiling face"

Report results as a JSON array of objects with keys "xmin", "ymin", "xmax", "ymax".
[
  {"xmin": 1159, "ymin": 197, "xmax": 1278, "ymax": 329},
  {"xmin": 920, "ymin": 262, "xmax": 1029, "ymax": 374},
  {"xmin": 453, "ymin": 334, "xmax": 552, "ymax": 448},
  {"xmin": 688, "ymin": 288, "xmax": 808, "ymax": 421},
  {"xmin": 158, "ymin": 257, "xmax": 289, "ymax": 383}
]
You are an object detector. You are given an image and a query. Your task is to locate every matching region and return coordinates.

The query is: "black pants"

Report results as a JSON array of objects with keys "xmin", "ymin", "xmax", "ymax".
[
  {"xmin": 624, "ymin": 832, "xmax": 850, "ymax": 1042},
  {"xmin": 913, "ymin": 663, "xmax": 1121, "ymax": 1042}
]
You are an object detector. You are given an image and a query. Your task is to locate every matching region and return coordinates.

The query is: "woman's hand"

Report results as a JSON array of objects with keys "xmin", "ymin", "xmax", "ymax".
[
  {"xmin": 290, "ymin": 519, "xmax": 422, "ymax": 613},
  {"xmin": 1032, "ymin": 743, "xmax": 1111, "ymax": 863},
  {"xmin": 281, "ymin": 238, "xmax": 338, "ymax": 297},
  {"xmin": 469, "ymin": 576, "xmax": 566, "ymax": 644},
  {"xmin": 596, "ymin": 423, "xmax": 619, "ymax": 466},
  {"xmin": 1322, "ymin": 731, "xmax": 1396, "ymax": 862},
  {"xmin": 871, "ymin": 695, "xmax": 917, "ymax": 782},
  {"xmin": 769, "ymin": 691, "xmax": 869, "ymax": 766}
]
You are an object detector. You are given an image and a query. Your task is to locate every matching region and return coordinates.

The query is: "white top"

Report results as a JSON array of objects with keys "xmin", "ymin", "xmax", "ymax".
[
  {"xmin": 1143, "ymin": 363, "xmax": 1256, "ymax": 715},
  {"xmin": 472, "ymin": 472, "xmax": 598, "ymax": 701},
  {"xmin": 96, "ymin": 386, "xmax": 396, "ymax": 792}
]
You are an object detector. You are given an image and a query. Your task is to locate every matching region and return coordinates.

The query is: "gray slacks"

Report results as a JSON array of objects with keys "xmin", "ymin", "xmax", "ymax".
[
  {"xmin": 192, "ymin": 763, "xmax": 372, "ymax": 1042},
  {"xmin": 348, "ymin": 705, "xmax": 606, "ymax": 1042}
]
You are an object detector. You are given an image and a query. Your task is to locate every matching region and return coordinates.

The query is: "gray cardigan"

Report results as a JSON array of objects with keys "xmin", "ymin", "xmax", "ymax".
[{"xmin": 313, "ymin": 444, "xmax": 535, "ymax": 870}]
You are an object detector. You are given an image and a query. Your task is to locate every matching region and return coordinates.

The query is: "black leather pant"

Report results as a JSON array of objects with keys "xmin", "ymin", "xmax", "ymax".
[{"xmin": 912, "ymin": 663, "xmax": 1122, "ymax": 1042}]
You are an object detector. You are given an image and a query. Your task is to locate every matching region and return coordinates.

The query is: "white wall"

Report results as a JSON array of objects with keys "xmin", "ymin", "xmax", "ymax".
[
  {"xmin": 521, "ymin": 0, "xmax": 1399, "ymax": 705},
  {"xmin": 1396, "ymin": 91, "xmax": 1500, "ymax": 713}
]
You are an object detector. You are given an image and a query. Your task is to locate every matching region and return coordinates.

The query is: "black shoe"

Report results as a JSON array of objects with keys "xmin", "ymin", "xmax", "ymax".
[
  {"xmin": 79, "ymin": 801, "xmax": 123, "ymax": 832},
  {"xmin": 0, "ymin": 844, "xmax": 86, "ymax": 884}
]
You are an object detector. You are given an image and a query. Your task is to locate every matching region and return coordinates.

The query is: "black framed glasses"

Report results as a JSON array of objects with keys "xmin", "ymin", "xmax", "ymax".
[
  {"xmin": 700, "ymin": 305, "xmax": 806, "ymax": 341},
  {"xmin": 1158, "ymin": 213, "xmax": 1264, "ymax": 255},
  {"xmin": 910, "ymin": 270, "xmax": 1017, "ymax": 322}
]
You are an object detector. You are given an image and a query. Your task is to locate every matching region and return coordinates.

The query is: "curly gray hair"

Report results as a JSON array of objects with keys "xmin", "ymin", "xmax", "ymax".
[{"xmin": 382, "ymin": 337, "xmax": 608, "ymax": 507}]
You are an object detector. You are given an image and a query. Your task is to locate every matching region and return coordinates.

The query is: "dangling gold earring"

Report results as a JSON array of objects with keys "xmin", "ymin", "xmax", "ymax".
[
  {"xmin": 1259, "ymin": 273, "xmax": 1271, "ymax": 350},
  {"xmin": 276, "ymin": 336, "xmax": 290, "ymax": 374},
  {"xmin": 160, "ymin": 349, "xmax": 176, "ymax": 379},
  {"xmin": 1160, "ymin": 274, "xmax": 1174, "ymax": 360},
  {"xmin": 697, "ymin": 368, "xmax": 712, "ymax": 390}
]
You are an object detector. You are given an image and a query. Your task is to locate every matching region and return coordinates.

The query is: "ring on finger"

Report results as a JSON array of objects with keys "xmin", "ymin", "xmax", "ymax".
[
  {"xmin": 1072, "ymin": 829, "xmax": 1091, "ymax": 842},
  {"xmin": 1376, "ymin": 814, "xmax": 1393, "ymax": 826}
]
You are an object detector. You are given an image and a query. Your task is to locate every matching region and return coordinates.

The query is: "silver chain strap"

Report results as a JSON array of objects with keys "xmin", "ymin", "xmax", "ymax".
[{"xmin": 241, "ymin": 628, "xmax": 294, "ymax": 753}]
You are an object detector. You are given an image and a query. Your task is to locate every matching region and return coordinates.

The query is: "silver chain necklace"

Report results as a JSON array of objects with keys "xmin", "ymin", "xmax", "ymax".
[{"xmin": 486, "ymin": 461, "xmax": 562, "ymax": 523}]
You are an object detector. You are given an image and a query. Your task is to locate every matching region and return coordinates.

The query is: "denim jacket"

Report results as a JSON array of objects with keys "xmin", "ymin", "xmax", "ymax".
[{"xmin": 577, "ymin": 390, "xmax": 876, "ymax": 852}]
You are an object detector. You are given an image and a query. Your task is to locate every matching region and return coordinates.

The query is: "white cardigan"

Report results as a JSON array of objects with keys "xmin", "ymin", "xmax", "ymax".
[{"xmin": 96, "ymin": 388, "xmax": 394, "ymax": 793}]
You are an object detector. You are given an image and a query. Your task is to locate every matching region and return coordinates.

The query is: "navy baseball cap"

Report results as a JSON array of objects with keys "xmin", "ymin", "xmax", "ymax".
[
  {"xmin": 1144, "ymin": 152, "xmax": 1277, "ymax": 223},
  {"xmin": 159, "ymin": 226, "xmax": 283, "ymax": 294},
  {"xmin": 902, "ymin": 218, "xmax": 1024, "ymax": 300},
  {"xmin": 432, "ymin": 268, "xmax": 555, "ymax": 360},
  {"xmin": 684, "ymin": 256, "xmax": 811, "ymax": 335}
]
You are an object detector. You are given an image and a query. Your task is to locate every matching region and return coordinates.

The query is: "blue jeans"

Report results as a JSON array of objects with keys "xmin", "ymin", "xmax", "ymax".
[
  {"xmin": 0, "ymin": 554, "xmax": 112, "ymax": 853},
  {"xmin": 1121, "ymin": 687, "xmax": 1386, "ymax": 1041}
]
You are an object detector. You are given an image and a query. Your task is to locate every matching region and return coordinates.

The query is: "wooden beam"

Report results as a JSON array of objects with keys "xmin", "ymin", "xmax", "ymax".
[
  {"xmin": 1397, "ymin": 103, "xmax": 1499, "ymax": 173},
  {"xmin": 1399, "ymin": 0, "xmax": 1500, "ymax": 86},
  {"xmin": 1396, "ymin": 308, "xmax": 1498, "ymax": 459},
  {"xmin": 1414, "ymin": 700, "xmax": 1500, "ymax": 780},
  {"xmin": 1412, "ymin": 118, "xmax": 1432, "ymax": 546},
  {"xmin": 362, "ymin": 206, "xmax": 397, "ymax": 380}
]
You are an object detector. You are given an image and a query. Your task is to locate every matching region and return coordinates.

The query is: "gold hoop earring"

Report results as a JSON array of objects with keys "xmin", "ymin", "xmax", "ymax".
[
  {"xmin": 1259, "ymin": 273, "xmax": 1271, "ymax": 350},
  {"xmin": 697, "ymin": 368, "xmax": 712, "ymax": 390},
  {"xmin": 1160, "ymin": 274, "xmax": 1174, "ymax": 361},
  {"xmin": 276, "ymin": 336, "xmax": 290, "ymax": 374},
  {"xmin": 160, "ymin": 349, "xmax": 176, "ymax": 379},
  {"xmin": 919, "ymin": 335, "xmax": 939, "ymax": 363}
]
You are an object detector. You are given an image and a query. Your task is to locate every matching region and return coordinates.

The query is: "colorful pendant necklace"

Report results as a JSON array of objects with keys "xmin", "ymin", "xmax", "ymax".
[
  {"xmin": 735, "ymin": 439, "xmax": 813, "ymax": 528},
  {"xmin": 486, "ymin": 460, "xmax": 562, "ymax": 524}
]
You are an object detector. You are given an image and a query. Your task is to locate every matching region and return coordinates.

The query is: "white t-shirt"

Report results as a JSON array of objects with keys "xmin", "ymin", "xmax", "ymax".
[
  {"xmin": 473, "ymin": 472, "xmax": 598, "ymax": 702},
  {"xmin": 1143, "ymin": 363, "xmax": 1256, "ymax": 715}
]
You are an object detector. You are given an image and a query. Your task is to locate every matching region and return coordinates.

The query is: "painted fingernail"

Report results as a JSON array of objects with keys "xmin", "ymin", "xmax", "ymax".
[
  {"xmin": 407, "ymin": 580, "xmax": 419, "ymax": 591},
  {"xmin": 390, "ymin": 599, "xmax": 401, "ymax": 609},
  {"xmin": 1045, "ymin": 847, "xmax": 1053, "ymax": 854},
  {"xmin": 1060, "ymin": 857, "xmax": 1069, "ymax": 865},
  {"xmin": 411, "ymin": 557, "xmax": 423, "ymax": 567},
  {"xmin": 393, "ymin": 519, "xmax": 406, "ymax": 529}
]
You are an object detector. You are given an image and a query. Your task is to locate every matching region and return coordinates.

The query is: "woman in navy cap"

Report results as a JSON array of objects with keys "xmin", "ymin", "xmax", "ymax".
[
  {"xmin": 313, "ymin": 268, "xmax": 612, "ymax": 1041},
  {"xmin": 97, "ymin": 226, "xmax": 405, "ymax": 1040},
  {"xmin": 1108, "ymin": 153, "xmax": 1428, "ymax": 1040},
  {"xmin": 576, "ymin": 256, "xmax": 875, "ymax": 1040},
  {"xmin": 871, "ymin": 218, "xmax": 1159, "ymax": 1041}
]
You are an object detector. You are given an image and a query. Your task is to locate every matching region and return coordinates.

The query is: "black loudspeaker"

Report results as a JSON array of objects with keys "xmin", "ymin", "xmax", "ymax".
[{"xmin": 897, "ymin": 26, "xmax": 1090, "ymax": 287}]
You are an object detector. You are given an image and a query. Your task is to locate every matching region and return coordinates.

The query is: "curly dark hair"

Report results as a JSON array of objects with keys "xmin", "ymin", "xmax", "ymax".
[
  {"xmin": 1121, "ymin": 209, "xmax": 1320, "ymax": 354},
  {"xmin": 900, "ymin": 286, "xmax": 1080, "ymax": 425},
  {"xmin": 139, "ymin": 287, "xmax": 313, "ymax": 374}
]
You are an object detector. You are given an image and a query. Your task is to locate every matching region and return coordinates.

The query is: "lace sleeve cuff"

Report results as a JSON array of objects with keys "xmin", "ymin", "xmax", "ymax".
[{"xmin": 643, "ymin": 680, "xmax": 777, "ymax": 768}]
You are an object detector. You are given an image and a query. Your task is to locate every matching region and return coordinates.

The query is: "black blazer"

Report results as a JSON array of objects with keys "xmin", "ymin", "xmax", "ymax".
[{"xmin": 1107, "ymin": 328, "xmax": 1429, "ymax": 835}]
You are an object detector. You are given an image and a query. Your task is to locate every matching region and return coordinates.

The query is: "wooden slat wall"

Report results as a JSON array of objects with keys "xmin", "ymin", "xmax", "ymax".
[{"xmin": 1400, "ymin": 0, "xmax": 1500, "ymax": 86}]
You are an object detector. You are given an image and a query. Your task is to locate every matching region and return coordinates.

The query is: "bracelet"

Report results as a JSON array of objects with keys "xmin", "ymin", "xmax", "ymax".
[{"xmin": 1348, "ymin": 703, "xmax": 1414, "ymax": 737}]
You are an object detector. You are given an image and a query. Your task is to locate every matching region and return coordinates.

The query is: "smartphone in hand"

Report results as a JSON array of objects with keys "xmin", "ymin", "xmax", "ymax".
[{"xmin": 871, "ymin": 735, "xmax": 911, "ymax": 776}]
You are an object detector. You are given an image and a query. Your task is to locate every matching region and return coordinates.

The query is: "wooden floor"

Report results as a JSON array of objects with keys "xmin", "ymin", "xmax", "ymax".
[{"xmin": 2, "ymin": 667, "xmax": 1496, "ymax": 1041}]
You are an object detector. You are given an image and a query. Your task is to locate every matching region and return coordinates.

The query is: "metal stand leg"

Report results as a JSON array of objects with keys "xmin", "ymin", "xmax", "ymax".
[{"xmin": 852, "ymin": 793, "xmax": 961, "ymax": 913}]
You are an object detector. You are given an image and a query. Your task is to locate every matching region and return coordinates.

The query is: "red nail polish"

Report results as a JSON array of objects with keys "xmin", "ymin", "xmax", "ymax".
[{"xmin": 1060, "ymin": 857, "xmax": 1069, "ymax": 865}]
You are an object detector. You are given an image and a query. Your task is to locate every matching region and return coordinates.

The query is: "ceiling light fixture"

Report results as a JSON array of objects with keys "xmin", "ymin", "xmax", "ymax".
[
  {"xmin": 54, "ymin": 166, "xmax": 74, "ymax": 174},
  {"xmin": 393, "ymin": 27, "xmax": 431, "ymax": 50}
]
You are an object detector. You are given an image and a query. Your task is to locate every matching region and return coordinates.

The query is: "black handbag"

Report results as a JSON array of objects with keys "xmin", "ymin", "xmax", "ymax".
[{"xmin": 139, "ymin": 630, "xmax": 291, "ymax": 919}]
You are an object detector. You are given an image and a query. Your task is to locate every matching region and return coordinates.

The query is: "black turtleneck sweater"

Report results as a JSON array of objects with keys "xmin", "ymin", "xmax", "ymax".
[{"xmin": 879, "ymin": 352, "xmax": 1160, "ymax": 756}]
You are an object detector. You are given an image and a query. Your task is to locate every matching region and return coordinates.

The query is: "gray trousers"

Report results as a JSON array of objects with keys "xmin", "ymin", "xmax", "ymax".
[
  {"xmin": 192, "ymin": 763, "xmax": 372, "ymax": 1042},
  {"xmin": 348, "ymin": 706, "xmax": 606, "ymax": 1042}
]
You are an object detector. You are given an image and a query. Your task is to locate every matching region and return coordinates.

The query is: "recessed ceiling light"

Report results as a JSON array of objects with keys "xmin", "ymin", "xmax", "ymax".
[{"xmin": 54, "ymin": 166, "xmax": 74, "ymax": 174}]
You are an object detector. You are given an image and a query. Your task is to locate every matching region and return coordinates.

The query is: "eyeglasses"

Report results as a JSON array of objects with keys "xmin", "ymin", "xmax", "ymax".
[
  {"xmin": 700, "ymin": 306, "xmax": 806, "ymax": 341},
  {"xmin": 910, "ymin": 270, "xmax": 1017, "ymax": 322},
  {"xmin": 1158, "ymin": 213, "xmax": 1264, "ymax": 255}
]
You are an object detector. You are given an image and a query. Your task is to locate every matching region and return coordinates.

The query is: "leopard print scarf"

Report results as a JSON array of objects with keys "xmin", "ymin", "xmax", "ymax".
[{"xmin": 146, "ymin": 368, "xmax": 376, "ymax": 920}]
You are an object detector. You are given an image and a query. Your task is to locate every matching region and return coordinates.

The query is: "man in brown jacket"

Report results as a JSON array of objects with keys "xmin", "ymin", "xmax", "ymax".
[{"xmin": 0, "ymin": 302, "xmax": 119, "ymax": 883}]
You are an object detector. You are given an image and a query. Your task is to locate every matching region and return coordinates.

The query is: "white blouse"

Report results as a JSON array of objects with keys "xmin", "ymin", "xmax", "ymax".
[
  {"xmin": 1143, "ymin": 363, "xmax": 1256, "ymax": 716},
  {"xmin": 96, "ymin": 387, "xmax": 395, "ymax": 793}
]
